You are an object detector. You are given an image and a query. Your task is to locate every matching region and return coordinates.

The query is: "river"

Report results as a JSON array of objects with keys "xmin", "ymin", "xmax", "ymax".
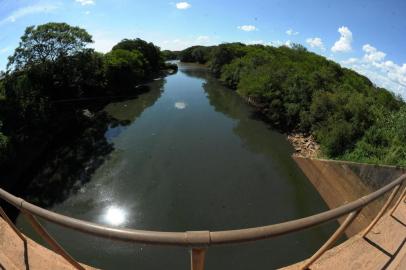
[{"xmin": 16, "ymin": 62, "xmax": 338, "ymax": 269}]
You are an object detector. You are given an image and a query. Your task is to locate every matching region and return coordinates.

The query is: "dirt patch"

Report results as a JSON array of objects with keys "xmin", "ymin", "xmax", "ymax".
[{"xmin": 287, "ymin": 133, "xmax": 320, "ymax": 158}]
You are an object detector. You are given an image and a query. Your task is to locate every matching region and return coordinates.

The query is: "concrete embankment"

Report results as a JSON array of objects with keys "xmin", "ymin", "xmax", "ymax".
[{"xmin": 293, "ymin": 156, "xmax": 406, "ymax": 236}]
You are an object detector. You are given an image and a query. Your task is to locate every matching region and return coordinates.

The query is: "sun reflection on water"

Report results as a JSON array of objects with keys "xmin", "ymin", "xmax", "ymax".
[
  {"xmin": 103, "ymin": 206, "xmax": 127, "ymax": 226},
  {"xmin": 174, "ymin": 102, "xmax": 187, "ymax": 109}
]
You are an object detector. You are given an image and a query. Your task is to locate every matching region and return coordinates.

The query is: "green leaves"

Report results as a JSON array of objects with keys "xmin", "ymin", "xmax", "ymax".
[
  {"xmin": 176, "ymin": 42, "xmax": 406, "ymax": 165},
  {"xmin": 104, "ymin": 49, "xmax": 146, "ymax": 90},
  {"xmin": 0, "ymin": 121, "xmax": 8, "ymax": 162},
  {"xmin": 112, "ymin": 39, "xmax": 164, "ymax": 77},
  {"xmin": 8, "ymin": 22, "xmax": 93, "ymax": 70}
]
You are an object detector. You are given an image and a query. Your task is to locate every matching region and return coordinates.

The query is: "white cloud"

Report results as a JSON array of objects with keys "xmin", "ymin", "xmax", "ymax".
[
  {"xmin": 245, "ymin": 40, "xmax": 265, "ymax": 45},
  {"xmin": 0, "ymin": 47, "xmax": 11, "ymax": 54},
  {"xmin": 90, "ymin": 30, "xmax": 120, "ymax": 53},
  {"xmin": 362, "ymin": 44, "xmax": 386, "ymax": 62},
  {"xmin": 175, "ymin": 2, "xmax": 191, "ymax": 10},
  {"xmin": 331, "ymin": 26, "xmax": 353, "ymax": 53},
  {"xmin": 341, "ymin": 44, "xmax": 406, "ymax": 98},
  {"xmin": 75, "ymin": 0, "xmax": 95, "ymax": 6},
  {"xmin": 269, "ymin": 40, "xmax": 283, "ymax": 47},
  {"xmin": 161, "ymin": 35, "xmax": 215, "ymax": 50},
  {"xmin": 0, "ymin": 3, "xmax": 58, "ymax": 25},
  {"xmin": 237, "ymin": 25, "xmax": 257, "ymax": 32},
  {"xmin": 341, "ymin": 57, "xmax": 358, "ymax": 65},
  {"xmin": 284, "ymin": 40, "xmax": 293, "ymax": 48},
  {"xmin": 306, "ymin": 37, "xmax": 325, "ymax": 50},
  {"xmin": 196, "ymin": 35, "xmax": 210, "ymax": 43},
  {"xmin": 286, "ymin": 29, "xmax": 299, "ymax": 36}
]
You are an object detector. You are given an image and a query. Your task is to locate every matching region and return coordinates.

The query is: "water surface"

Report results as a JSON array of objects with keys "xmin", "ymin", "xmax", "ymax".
[{"xmin": 17, "ymin": 62, "xmax": 337, "ymax": 269}]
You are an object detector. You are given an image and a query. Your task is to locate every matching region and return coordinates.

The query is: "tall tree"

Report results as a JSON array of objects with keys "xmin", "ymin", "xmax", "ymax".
[
  {"xmin": 7, "ymin": 22, "xmax": 93, "ymax": 70},
  {"xmin": 112, "ymin": 38, "xmax": 163, "ymax": 76}
]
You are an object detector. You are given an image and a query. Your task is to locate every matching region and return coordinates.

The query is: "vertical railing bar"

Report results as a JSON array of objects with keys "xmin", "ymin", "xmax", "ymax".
[
  {"xmin": 0, "ymin": 206, "xmax": 26, "ymax": 242},
  {"xmin": 190, "ymin": 248, "xmax": 207, "ymax": 270},
  {"xmin": 301, "ymin": 209, "xmax": 361, "ymax": 270},
  {"xmin": 22, "ymin": 210, "xmax": 85, "ymax": 270},
  {"xmin": 362, "ymin": 184, "xmax": 401, "ymax": 237},
  {"xmin": 389, "ymin": 185, "xmax": 406, "ymax": 215}
]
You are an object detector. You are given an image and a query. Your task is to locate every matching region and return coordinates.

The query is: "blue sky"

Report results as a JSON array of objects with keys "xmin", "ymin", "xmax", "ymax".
[{"xmin": 1, "ymin": 0, "xmax": 406, "ymax": 97}]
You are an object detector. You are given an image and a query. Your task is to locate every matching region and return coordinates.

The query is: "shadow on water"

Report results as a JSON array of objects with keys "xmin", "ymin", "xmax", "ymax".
[
  {"xmin": 179, "ymin": 64, "xmax": 341, "ymax": 248},
  {"xmin": 0, "ymin": 81, "xmax": 165, "ymax": 221},
  {"xmin": 7, "ymin": 64, "xmax": 339, "ymax": 270}
]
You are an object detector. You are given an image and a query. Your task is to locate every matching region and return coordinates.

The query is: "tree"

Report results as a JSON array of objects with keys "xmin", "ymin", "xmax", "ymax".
[
  {"xmin": 0, "ymin": 121, "xmax": 8, "ymax": 162},
  {"xmin": 112, "ymin": 39, "xmax": 163, "ymax": 76},
  {"xmin": 8, "ymin": 22, "xmax": 93, "ymax": 70},
  {"xmin": 104, "ymin": 49, "xmax": 146, "ymax": 91}
]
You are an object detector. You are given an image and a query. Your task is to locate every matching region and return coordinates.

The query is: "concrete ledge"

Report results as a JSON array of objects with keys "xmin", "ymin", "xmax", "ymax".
[
  {"xmin": 282, "ymin": 197, "xmax": 406, "ymax": 270},
  {"xmin": 0, "ymin": 217, "xmax": 95, "ymax": 270},
  {"xmin": 293, "ymin": 156, "xmax": 406, "ymax": 236}
]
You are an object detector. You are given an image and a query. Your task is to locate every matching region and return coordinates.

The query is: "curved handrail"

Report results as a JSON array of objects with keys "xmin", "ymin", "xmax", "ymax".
[{"xmin": 1, "ymin": 173, "xmax": 405, "ymax": 247}]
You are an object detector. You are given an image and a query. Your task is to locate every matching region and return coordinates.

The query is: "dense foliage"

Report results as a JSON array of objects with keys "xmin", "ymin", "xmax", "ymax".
[
  {"xmin": 8, "ymin": 23, "xmax": 93, "ymax": 70},
  {"xmin": 0, "ymin": 23, "xmax": 174, "ymax": 176},
  {"xmin": 176, "ymin": 43, "xmax": 406, "ymax": 166},
  {"xmin": 162, "ymin": 50, "xmax": 180, "ymax": 61}
]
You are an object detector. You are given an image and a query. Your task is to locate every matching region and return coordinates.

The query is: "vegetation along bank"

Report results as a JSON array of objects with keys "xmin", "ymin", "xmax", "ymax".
[
  {"xmin": 0, "ymin": 22, "xmax": 176, "ymax": 198},
  {"xmin": 166, "ymin": 43, "xmax": 406, "ymax": 166}
]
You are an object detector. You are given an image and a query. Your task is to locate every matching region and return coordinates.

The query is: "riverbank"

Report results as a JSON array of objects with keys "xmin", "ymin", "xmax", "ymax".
[
  {"xmin": 244, "ymin": 95, "xmax": 320, "ymax": 158},
  {"xmin": 287, "ymin": 133, "xmax": 320, "ymax": 158}
]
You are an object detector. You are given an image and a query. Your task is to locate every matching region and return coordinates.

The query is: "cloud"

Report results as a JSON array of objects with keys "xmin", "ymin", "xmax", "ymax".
[
  {"xmin": 237, "ymin": 25, "xmax": 257, "ymax": 32},
  {"xmin": 284, "ymin": 40, "xmax": 293, "ymax": 48},
  {"xmin": 161, "ymin": 35, "xmax": 214, "ymax": 50},
  {"xmin": 176, "ymin": 2, "xmax": 191, "ymax": 10},
  {"xmin": 331, "ymin": 26, "xmax": 353, "ymax": 53},
  {"xmin": 0, "ymin": 3, "xmax": 58, "ymax": 25},
  {"xmin": 306, "ymin": 37, "xmax": 325, "ymax": 50},
  {"xmin": 341, "ymin": 57, "xmax": 358, "ymax": 65},
  {"xmin": 75, "ymin": 0, "xmax": 95, "ymax": 6},
  {"xmin": 245, "ymin": 40, "xmax": 265, "ymax": 45},
  {"xmin": 269, "ymin": 40, "xmax": 283, "ymax": 47},
  {"xmin": 286, "ymin": 29, "xmax": 299, "ymax": 36},
  {"xmin": 362, "ymin": 44, "xmax": 386, "ymax": 62},
  {"xmin": 196, "ymin": 35, "xmax": 210, "ymax": 43},
  {"xmin": 341, "ymin": 44, "xmax": 406, "ymax": 98},
  {"xmin": 0, "ymin": 47, "xmax": 11, "ymax": 54}
]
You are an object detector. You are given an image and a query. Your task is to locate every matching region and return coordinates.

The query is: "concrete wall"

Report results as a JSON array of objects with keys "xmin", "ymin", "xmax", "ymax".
[{"xmin": 293, "ymin": 156, "xmax": 406, "ymax": 237}]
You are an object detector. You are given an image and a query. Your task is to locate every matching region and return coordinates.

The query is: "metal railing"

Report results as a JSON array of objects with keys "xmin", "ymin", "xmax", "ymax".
[{"xmin": 0, "ymin": 173, "xmax": 406, "ymax": 270}]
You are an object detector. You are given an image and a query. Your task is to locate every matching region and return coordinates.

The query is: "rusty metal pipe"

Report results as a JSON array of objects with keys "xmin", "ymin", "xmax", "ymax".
[
  {"xmin": 362, "ymin": 184, "xmax": 401, "ymax": 237},
  {"xmin": 23, "ymin": 211, "xmax": 85, "ymax": 270},
  {"xmin": 301, "ymin": 209, "xmax": 361, "ymax": 269},
  {"xmin": 0, "ymin": 173, "xmax": 405, "ymax": 246},
  {"xmin": 0, "ymin": 206, "xmax": 26, "ymax": 242},
  {"xmin": 190, "ymin": 248, "xmax": 207, "ymax": 270},
  {"xmin": 390, "ymin": 185, "xmax": 406, "ymax": 215}
]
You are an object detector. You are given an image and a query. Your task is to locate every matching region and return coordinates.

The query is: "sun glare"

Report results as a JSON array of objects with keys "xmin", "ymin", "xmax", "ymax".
[{"xmin": 103, "ymin": 206, "xmax": 127, "ymax": 226}]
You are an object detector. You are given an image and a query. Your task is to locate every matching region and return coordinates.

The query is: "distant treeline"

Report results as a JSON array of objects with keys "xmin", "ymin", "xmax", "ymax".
[
  {"xmin": 169, "ymin": 43, "xmax": 406, "ymax": 166},
  {"xmin": 0, "ymin": 22, "xmax": 176, "ymax": 177}
]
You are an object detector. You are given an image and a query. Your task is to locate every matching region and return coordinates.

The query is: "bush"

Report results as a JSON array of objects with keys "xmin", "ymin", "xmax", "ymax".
[
  {"xmin": 104, "ymin": 49, "xmax": 145, "ymax": 91},
  {"xmin": 174, "ymin": 43, "xmax": 406, "ymax": 165}
]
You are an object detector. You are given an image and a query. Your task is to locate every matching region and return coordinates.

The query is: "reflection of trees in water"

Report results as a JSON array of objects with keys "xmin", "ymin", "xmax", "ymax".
[
  {"xmin": 3, "ymin": 80, "xmax": 165, "ymax": 215},
  {"xmin": 23, "ymin": 112, "xmax": 116, "ymax": 207},
  {"xmin": 182, "ymin": 65, "xmax": 297, "ymax": 161},
  {"xmin": 105, "ymin": 79, "xmax": 165, "ymax": 123},
  {"xmin": 181, "ymin": 66, "xmax": 287, "ymax": 158},
  {"xmin": 181, "ymin": 65, "xmax": 331, "ymax": 226}
]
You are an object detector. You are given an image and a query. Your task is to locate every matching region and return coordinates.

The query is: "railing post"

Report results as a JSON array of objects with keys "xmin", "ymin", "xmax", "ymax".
[
  {"xmin": 301, "ymin": 209, "xmax": 361, "ymax": 270},
  {"xmin": 22, "ymin": 210, "xmax": 85, "ymax": 270},
  {"xmin": 362, "ymin": 184, "xmax": 401, "ymax": 237},
  {"xmin": 190, "ymin": 248, "xmax": 207, "ymax": 270},
  {"xmin": 390, "ymin": 185, "xmax": 406, "ymax": 215},
  {"xmin": 0, "ymin": 206, "xmax": 26, "ymax": 242}
]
